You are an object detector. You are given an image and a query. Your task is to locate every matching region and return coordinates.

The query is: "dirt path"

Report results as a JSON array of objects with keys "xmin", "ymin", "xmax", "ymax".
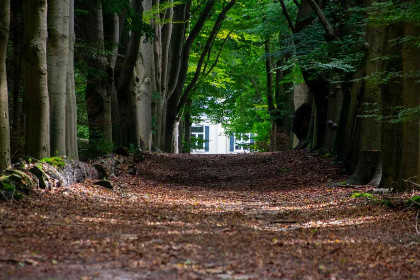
[{"xmin": 1, "ymin": 151, "xmax": 419, "ymax": 280}]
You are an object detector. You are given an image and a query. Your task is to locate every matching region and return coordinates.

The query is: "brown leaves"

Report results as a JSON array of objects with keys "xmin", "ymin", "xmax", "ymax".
[{"xmin": 0, "ymin": 151, "xmax": 419, "ymax": 279}]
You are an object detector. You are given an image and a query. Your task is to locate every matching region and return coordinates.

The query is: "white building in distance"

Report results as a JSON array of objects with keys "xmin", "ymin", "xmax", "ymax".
[{"xmin": 191, "ymin": 118, "xmax": 254, "ymax": 154}]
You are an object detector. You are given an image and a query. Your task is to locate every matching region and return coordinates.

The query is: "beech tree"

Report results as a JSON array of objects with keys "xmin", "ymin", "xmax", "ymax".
[
  {"xmin": 48, "ymin": 0, "xmax": 70, "ymax": 156},
  {"xmin": 23, "ymin": 0, "xmax": 50, "ymax": 159},
  {"xmin": 66, "ymin": 0, "xmax": 78, "ymax": 159},
  {"xmin": 0, "ymin": 0, "xmax": 10, "ymax": 170},
  {"xmin": 0, "ymin": 0, "xmax": 418, "ymax": 193}
]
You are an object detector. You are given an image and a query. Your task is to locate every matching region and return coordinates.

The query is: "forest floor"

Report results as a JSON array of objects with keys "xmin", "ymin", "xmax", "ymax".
[{"xmin": 1, "ymin": 150, "xmax": 419, "ymax": 280}]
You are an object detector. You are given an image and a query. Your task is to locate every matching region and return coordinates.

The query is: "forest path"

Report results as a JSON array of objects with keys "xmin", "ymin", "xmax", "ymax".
[{"xmin": 1, "ymin": 151, "xmax": 419, "ymax": 280}]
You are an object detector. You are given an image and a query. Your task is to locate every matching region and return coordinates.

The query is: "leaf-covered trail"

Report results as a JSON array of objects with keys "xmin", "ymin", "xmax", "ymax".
[{"xmin": 1, "ymin": 151, "xmax": 419, "ymax": 280}]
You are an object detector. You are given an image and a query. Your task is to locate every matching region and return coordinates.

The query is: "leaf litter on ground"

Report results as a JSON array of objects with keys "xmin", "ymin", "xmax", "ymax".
[{"xmin": 0, "ymin": 150, "xmax": 419, "ymax": 279}]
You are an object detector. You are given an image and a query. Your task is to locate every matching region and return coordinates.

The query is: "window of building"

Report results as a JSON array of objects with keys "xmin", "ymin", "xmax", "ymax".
[
  {"xmin": 191, "ymin": 126, "xmax": 209, "ymax": 151},
  {"xmin": 230, "ymin": 133, "xmax": 254, "ymax": 152}
]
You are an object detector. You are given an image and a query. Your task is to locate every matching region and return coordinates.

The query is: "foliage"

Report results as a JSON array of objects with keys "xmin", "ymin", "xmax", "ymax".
[{"xmin": 183, "ymin": 136, "xmax": 208, "ymax": 153}]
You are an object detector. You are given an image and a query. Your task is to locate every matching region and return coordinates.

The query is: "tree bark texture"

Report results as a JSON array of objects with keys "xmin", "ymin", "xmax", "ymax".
[
  {"xmin": 379, "ymin": 23, "xmax": 404, "ymax": 189},
  {"xmin": 0, "ymin": 0, "xmax": 10, "ymax": 171},
  {"xmin": 65, "ymin": 0, "xmax": 78, "ymax": 159},
  {"xmin": 48, "ymin": 0, "xmax": 70, "ymax": 156},
  {"xmin": 23, "ymin": 0, "xmax": 50, "ymax": 159},
  {"xmin": 10, "ymin": 0, "xmax": 23, "ymax": 136},
  {"xmin": 104, "ymin": 13, "xmax": 121, "ymax": 147},
  {"xmin": 132, "ymin": 0, "xmax": 153, "ymax": 151},
  {"xmin": 160, "ymin": 1, "xmax": 188, "ymax": 150},
  {"xmin": 117, "ymin": 0, "xmax": 144, "ymax": 147}
]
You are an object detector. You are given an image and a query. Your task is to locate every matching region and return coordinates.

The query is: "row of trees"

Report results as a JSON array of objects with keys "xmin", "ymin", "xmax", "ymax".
[
  {"xmin": 0, "ymin": 0, "xmax": 419, "ymax": 191},
  {"xmin": 0, "ymin": 0, "xmax": 240, "ymax": 167},
  {"xmin": 286, "ymin": 0, "xmax": 419, "ymax": 191},
  {"xmin": 179, "ymin": 0, "xmax": 419, "ymax": 190}
]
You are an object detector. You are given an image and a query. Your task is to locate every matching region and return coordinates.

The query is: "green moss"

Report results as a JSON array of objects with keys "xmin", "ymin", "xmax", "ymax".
[
  {"xmin": 407, "ymin": 195, "xmax": 420, "ymax": 208},
  {"xmin": 351, "ymin": 192, "xmax": 374, "ymax": 199},
  {"xmin": 40, "ymin": 157, "xmax": 66, "ymax": 168}
]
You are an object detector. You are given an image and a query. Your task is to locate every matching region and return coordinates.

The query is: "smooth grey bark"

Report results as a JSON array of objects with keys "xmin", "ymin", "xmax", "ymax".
[
  {"xmin": 0, "ymin": 0, "xmax": 10, "ymax": 171},
  {"xmin": 65, "ymin": 0, "xmax": 78, "ymax": 159},
  {"xmin": 157, "ymin": 1, "xmax": 187, "ymax": 150},
  {"xmin": 132, "ymin": 0, "xmax": 153, "ymax": 150},
  {"xmin": 23, "ymin": 0, "xmax": 50, "ymax": 159},
  {"xmin": 48, "ymin": 0, "xmax": 70, "ymax": 156}
]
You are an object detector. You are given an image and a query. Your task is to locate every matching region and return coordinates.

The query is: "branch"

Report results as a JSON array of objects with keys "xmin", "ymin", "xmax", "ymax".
[
  {"xmin": 205, "ymin": 30, "xmax": 232, "ymax": 75},
  {"xmin": 177, "ymin": 0, "xmax": 236, "ymax": 113},
  {"xmin": 402, "ymin": 178, "xmax": 420, "ymax": 191},
  {"xmin": 167, "ymin": 0, "xmax": 216, "ymax": 101},
  {"xmin": 306, "ymin": 0, "xmax": 340, "ymax": 41},
  {"xmin": 187, "ymin": 0, "xmax": 205, "ymax": 20},
  {"xmin": 264, "ymin": 36, "xmax": 275, "ymax": 112},
  {"xmin": 278, "ymin": 0, "xmax": 295, "ymax": 33},
  {"xmin": 250, "ymin": 77, "xmax": 264, "ymax": 103}
]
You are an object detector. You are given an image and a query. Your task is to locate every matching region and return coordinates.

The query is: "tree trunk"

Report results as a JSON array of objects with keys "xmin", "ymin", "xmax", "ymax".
[
  {"xmin": 183, "ymin": 99, "xmax": 192, "ymax": 153},
  {"xmin": 10, "ymin": 0, "xmax": 23, "ymax": 136},
  {"xmin": 165, "ymin": 0, "xmax": 221, "ymax": 152},
  {"xmin": 264, "ymin": 36, "xmax": 276, "ymax": 152},
  {"xmin": 104, "ymin": 13, "xmax": 121, "ymax": 147},
  {"xmin": 379, "ymin": 23, "xmax": 404, "ymax": 189},
  {"xmin": 401, "ymin": 22, "xmax": 419, "ymax": 188},
  {"xmin": 81, "ymin": 0, "xmax": 113, "ymax": 148},
  {"xmin": 117, "ymin": 0, "xmax": 144, "ymax": 147},
  {"xmin": 48, "ymin": 0, "xmax": 70, "ymax": 156},
  {"xmin": 295, "ymin": 0, "xmax": 330, "ymax": 150},
  {"xmin": 132, "ymin": 0, "xmax": 153, "ymax": 151},
  {"xmin": 346, "ymin": 16, "xmax": 385, "ymax": 186},
  {"xmin": 0, "ymin": 0, "xmax": 10, "ymax": 171},
  {"xmin": 162, "ymin": 2, "xmax": 189, "ymax": 152},
  {"xmin": 65, "ymin": 0, "xmax": 78, "ymax": 159},
  {"xmin": 23, "ymin": 0, "xmax": 50, "ymax": 159}
]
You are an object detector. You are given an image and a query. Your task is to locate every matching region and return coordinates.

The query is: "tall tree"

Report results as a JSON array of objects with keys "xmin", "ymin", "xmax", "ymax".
[
  {"xmin": 80, "ymin": 0, "xmax": 113, "ymax": 148},
  {"xmin": 48, "ymin": 0, "xmax": 70, "ymax": 156},
  {"xmin": 0, "ymin": 0, "xmax": 11, "ymax": 170},
  {"xmin": 156, "ymin": 0, "xmax": 186, "ymax": 150},
  {"xmin": 132, "ymin": 0, "xmax": 153, "ymax": 150},
  {"xmin": 23, "ymin": 0, "xmax": 50, "ymax": 159},
  {"xmin": 10, "ymin": 0, "xmax": 24, "ymax": 137},
  {"xmin": 66, "ymin": 0, "xmax": 78, "ymax": 159},
  {"xmin": 165, "ymin": 0, "xmax": 231, "ymax": 152},
  {"xmin": 117, "ymin": 0, "xmax": 144, "ymax": 147}
]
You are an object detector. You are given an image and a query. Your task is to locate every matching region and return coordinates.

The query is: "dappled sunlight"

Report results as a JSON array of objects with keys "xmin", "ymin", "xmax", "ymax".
[{"xmin": 1, "ymin": 152, "xmax": 419, "ymax": 280}]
